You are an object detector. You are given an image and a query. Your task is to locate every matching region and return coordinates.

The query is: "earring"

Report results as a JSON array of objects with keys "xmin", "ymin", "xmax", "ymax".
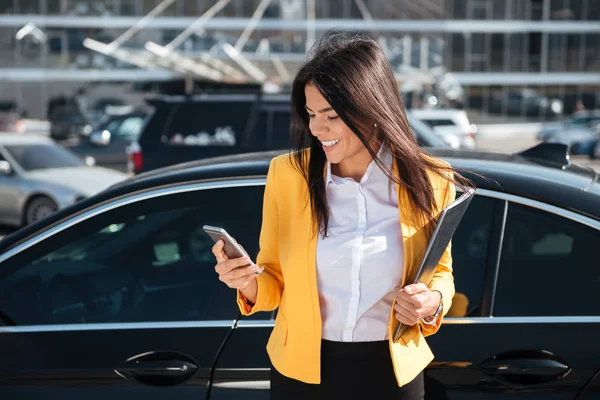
[{"xmin": 374, "ymin": 123, "xmax": 378, "ymax": 127}]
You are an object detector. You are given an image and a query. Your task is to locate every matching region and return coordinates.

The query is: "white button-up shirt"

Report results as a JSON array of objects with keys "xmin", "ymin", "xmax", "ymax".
[{"xmin": 316, "ymin": 147, "xmax": 404, "ymax": 342}]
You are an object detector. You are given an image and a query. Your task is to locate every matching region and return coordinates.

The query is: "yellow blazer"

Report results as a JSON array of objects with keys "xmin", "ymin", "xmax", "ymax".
[{"xmin": 237, "ymin": 150, "xmax": 456, "ymax": 386}]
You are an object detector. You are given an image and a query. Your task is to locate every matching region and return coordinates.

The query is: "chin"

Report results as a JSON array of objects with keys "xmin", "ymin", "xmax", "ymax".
[{"xmin": 324, "ymin": 153, "xmax": 343, "ymax": 164}]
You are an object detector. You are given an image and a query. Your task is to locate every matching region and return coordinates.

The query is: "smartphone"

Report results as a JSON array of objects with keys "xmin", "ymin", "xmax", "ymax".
[{"xmin": 202, "ymin": 225, "xmax": 264, "ymax": 274}]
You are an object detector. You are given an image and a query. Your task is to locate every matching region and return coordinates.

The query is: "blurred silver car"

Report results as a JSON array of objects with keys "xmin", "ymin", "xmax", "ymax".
[
  {"xmin": 537, "ymin": 110, "xmax": 600, "ymax": 141},
  {"xmin": 542, "ymin": 123, "xmax": 600, "ymax": 158},
  {"xmin": 0, "ymin": 134, "xmax": 127, "ymax": 226}
]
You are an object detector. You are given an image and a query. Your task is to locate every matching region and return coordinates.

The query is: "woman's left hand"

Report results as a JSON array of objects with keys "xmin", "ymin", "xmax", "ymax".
[{"xmin": 393, "ymin": 283, "xmax": 441, "ymax": 326}]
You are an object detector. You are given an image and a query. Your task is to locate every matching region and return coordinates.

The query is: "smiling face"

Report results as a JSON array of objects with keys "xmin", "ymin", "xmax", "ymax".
[{"xmin": 304, "ymin": 83, "xmax": 373, "ymax": 178}]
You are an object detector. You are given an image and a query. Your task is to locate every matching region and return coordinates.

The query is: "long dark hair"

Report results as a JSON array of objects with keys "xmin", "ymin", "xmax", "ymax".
[{"xmin": 290, "ymin": 30, "xmax": 470, "ymax": 238}]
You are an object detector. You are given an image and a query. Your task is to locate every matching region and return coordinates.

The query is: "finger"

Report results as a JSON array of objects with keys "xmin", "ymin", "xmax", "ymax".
[
  {"xmin": 215, "ymin": 256, "xmax": 251, "ymax": 275},
  {"xmin": 395, "ymin": 296, "xmax": 419, "ymax": 313},
  {"xmin": 220, "ymin": 263, "xmax": 260, "ymax": 282},
  {"xmin": 402, "ymin": 292, "xmax": 428, "ymax": 309},
  {"xmin": 232, "ymin": 273, "xmax": 258, "ymax": 289},
  {"xmin": 395, "ymin": 288, "xmax": 411, "ymax": 302},
  {"xmin": 394, "ymin": 300, "xmax": 420, "ymax": 320},
  {"xmin": 212, "ymin": 240, "xmax": 229, "ymax": 262},
  {"xmin": 395, "ymin": 309, "xmax": 419, "ymax": 326},
  {"xmin": 403, "ymin": 283, "xmax": 429, "ymax": 295},
  {"xmin": 222, "ymin": 268, "xmax": 259, "ymax": 289}
]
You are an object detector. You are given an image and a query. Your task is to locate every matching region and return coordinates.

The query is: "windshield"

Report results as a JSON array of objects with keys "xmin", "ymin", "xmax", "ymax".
[{"xmin": 5, "ymin": 144, "xmax": 84, "ymax": 171}]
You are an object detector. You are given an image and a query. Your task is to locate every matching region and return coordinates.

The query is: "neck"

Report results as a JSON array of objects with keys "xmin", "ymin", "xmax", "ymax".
[{"xmin": 330, "ymin": 147, "xmax": 374, "ymax": 182}]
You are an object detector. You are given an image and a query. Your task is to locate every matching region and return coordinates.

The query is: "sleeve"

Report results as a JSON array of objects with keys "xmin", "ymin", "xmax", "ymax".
[
  {"xmin": 420, "ymin": 172, "xmax": 456, "ymax": 336},
  {"xmin": 236, "ymin": 157, "xmax": 284, "ymax": 315}
]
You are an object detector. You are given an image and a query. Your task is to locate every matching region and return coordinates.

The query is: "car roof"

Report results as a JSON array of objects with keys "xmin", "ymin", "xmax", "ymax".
[
  {"xmin": 573, "ymin": 110, "xmax": 600, "ymax": 118},
  {"xmin": 409, "ymin": 109, "xmax": 468, "ymax": 119},
  {"xmin": 0, "ymin": 134, "xmax": 54, "ymax": 146},
  {"xmin": 147, "ymin": 93, "xmax": 290, "ymax": 106},
  {"xmin": 1, "ymin": 145, "xmax": 599, "ymax": 253}
]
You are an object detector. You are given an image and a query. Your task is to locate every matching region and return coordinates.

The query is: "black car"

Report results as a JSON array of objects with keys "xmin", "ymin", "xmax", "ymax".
[
  {"xmin": 0, "ymin": 143, "xmax": 599, "ymax": 399},
  {"xmin": 48, "ymin": 104, "xmax": 90, "ymax": 141},
  {"xmin": 127, "ymin": 94, "xmax": 449, "ymax": 175},
  {"xmin": 68, "ymin": 110, "xmax": 148, "ymax": 171}
]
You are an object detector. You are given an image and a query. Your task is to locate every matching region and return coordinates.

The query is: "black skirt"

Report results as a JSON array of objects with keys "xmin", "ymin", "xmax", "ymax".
[{"xmin": 270, "ymin": 339, "xmax": 425, "ymax": 400}]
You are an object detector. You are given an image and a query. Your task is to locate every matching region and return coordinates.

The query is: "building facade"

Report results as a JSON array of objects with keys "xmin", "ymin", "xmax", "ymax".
[{"xmin": 0, "ymin": 0, "xmax": 598, "ymax": 119}]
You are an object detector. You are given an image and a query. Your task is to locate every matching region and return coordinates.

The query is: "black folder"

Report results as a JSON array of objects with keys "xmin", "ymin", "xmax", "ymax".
[{"xmin": 393, "ymin": 187, "xmax": 475, "ymax": 342}]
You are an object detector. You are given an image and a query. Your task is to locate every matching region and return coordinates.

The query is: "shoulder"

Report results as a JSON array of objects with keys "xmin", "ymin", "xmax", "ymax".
[
  {"xmin": 269, "ymin": 148, "xmax": 311, "ymax": 176},
  {"xmin": 421, "ymin": 153, "xmax": 455, "ymax": 209},
  {"xmin": 422, "ymin": 154, "xmax": 453, "ymax": 188}
]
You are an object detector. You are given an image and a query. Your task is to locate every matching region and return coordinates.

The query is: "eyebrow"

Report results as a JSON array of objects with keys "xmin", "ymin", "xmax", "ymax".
[{"xmin": 305, "ymin": 105, "xmax": 334, "ymax": 113}]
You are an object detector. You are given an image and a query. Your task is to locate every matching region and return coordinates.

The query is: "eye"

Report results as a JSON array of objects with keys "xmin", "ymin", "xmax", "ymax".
[
  {"xmin": 307, "ymin": 114, "xmax": 315, "ymax": 119},
  {"xmin": 327, "ymin": 116, "xmax": 339, "ymax": 121}
]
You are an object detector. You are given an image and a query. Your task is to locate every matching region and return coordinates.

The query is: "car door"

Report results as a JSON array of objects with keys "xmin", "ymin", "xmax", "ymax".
[
  {"xmin": 0, "ymin": 179, "xmax": 266, "ymax": 399},
  {"xmin": 577, "ymin": 369, "xmax": 600, "ymax": 399},
  {"xmin": 427, "ymin": 192, "xmax": 600, "ymax": 399}
]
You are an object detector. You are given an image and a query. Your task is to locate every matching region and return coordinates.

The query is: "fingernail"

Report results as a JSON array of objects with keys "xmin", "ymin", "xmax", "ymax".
[{"xmin": 250, "ymin": 265, "xmax": 259, "ymax": 272}]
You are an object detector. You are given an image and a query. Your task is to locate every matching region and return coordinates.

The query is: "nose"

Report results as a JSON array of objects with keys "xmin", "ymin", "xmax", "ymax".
[{"xmin": 309, "ymin": 117, "xmax": 328, "ymax": 137}]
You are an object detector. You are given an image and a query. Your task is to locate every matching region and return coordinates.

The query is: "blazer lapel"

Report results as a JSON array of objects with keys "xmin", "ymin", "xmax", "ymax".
[{"xmin": 393, "ymin": 161, "xmax": 417, "ymax": 287}]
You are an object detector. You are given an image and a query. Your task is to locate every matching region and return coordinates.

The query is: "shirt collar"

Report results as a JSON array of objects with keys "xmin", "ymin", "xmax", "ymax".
[{"xmin": 325, "ymin": 142, "xmax": 392, "ymax": 187}]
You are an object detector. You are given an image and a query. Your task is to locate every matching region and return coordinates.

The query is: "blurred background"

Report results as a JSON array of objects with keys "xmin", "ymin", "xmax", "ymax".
[{"xmin": 0, "ymin": 0, "xmax": 599, "ymax": 232}]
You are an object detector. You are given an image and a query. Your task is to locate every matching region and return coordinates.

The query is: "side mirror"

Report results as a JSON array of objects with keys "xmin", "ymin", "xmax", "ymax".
[
  {"xmin": 0, "ymin": 160, "xmax": 12, "ymax": 175},
  {"xmin": 90, "ymin": 130, "xmax": 111, "ymax": 146}
]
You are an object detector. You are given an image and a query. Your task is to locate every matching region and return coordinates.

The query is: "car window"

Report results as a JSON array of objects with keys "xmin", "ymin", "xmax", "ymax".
[
  {"xmin": 163, "ymin": 102, "xmax": 253, "ymax": 147},
  {"xmin": 0, "ymin": 184, "xmax": 267, "ymax": 325},
  {"xmin": 447, "ymin": 194, "xmax": 496, "ymax": 318},
  {"xmin": 407, "ymin": 115, "xmax": 449, "ymax": 148},
  {"xmin": 422, "ymin": 119, "xmax": 457, "ymax": 128},
  {"xmin": 116, "ymin": 116, "xmax": 144, "ymax": 139},
  {"xmin": 5, "ymin": 144, "xmax": 83, "ymax": 171},
  {"xmin": 103, "ymin": 119, "xmax": 122, "ymax": 133},
  {"xmin": 270, "ymin": 111, "xmax": 291, "ymax": 149},
  {"xmin": 494, "ymin": 203, "xmax": 600, "ymax": 316},
  {"xmin": 249, "ymin": 109, "xmax": 291, "ymax": 151}
]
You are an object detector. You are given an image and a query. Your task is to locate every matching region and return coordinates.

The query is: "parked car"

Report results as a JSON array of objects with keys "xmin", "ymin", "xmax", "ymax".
[
  {"xmin": 592, "ymin": 140, "xmax": 600, "ymax": 160},
  {"xmin": 0, "ymin": 134, "xmax": 127, "ymax": 226},
  {"xmin": 489, "ymin": 89, "xmax": 563, "ymax": 120},
  {"xmin": 0, "ymin": 101, "xmax": 25, "ymax": 134},
  {"xmin": 410, "ymin": 109, "xmax": 477, "ymax": 149},
  {"xmin": 68, "ymin": 110, "xmax": 148, "ymax": 171},
  {"xmin": 542, "ymin": 124, "xmax": 600, "ymax": 158},
  {"xmin": 84, "ymin": 98, "xmax": 135, "ymax": 131},
  {"xmin": 49, "ymin": 104, "xmax": 91, "ymax": 141},
  {"xmin": 0, "ymin": 112, "xmax": 24, "ymax": 134},
  {"xmin": 127, "ymin": 94, "xmax": 451, "ymax": 175},
  {"xmin": 0, "ymin": 142, "xmax": 598, "ymax": 399},
  {"xmin": 537, "ymin": 110, "xmax": 600, "ymax": 141}
]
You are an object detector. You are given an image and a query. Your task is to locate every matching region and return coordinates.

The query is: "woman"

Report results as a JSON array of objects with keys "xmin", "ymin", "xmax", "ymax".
[{"xmin": 213, "ymin": 31, "xmax": 469, "ymax": 399}]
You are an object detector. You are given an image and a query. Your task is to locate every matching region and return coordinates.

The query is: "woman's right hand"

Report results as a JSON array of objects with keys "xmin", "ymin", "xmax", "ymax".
[{"xmin": 212, "ymin": 240, "xmax": 259, "ymax": 303}]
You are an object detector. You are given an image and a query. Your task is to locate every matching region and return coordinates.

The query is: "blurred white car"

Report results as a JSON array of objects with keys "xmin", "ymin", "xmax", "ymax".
[
  {"xmin": 410, "ymin": 109, "xmax": 477, "ymax": 149},
  {"xmin": 0, "ymin": 134, "xmax": 127, "ymax": 226}
]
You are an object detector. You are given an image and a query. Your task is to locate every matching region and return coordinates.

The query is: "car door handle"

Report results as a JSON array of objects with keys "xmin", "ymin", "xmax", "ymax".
[
  {"xmin": 116, "ymin": 360, "xmax": 198, "ymax": 377},
  {"xmin": 115, "ymin": 351, "xmax": 199, "ymax": 386},
  {"xmin": 478, "ymin": 350, "xmax": 571, "ymax": 385}
]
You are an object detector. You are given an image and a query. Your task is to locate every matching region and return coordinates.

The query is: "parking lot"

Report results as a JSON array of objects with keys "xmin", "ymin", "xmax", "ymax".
[{"xmin": 0, "ymin": 127, "xmax": 597, "ymax": 242}]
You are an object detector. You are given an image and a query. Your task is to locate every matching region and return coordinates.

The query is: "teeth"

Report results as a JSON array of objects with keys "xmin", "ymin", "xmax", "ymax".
[{"xmin": 322, "ymin": 138, "xmax": 342, "ymax": 147}]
